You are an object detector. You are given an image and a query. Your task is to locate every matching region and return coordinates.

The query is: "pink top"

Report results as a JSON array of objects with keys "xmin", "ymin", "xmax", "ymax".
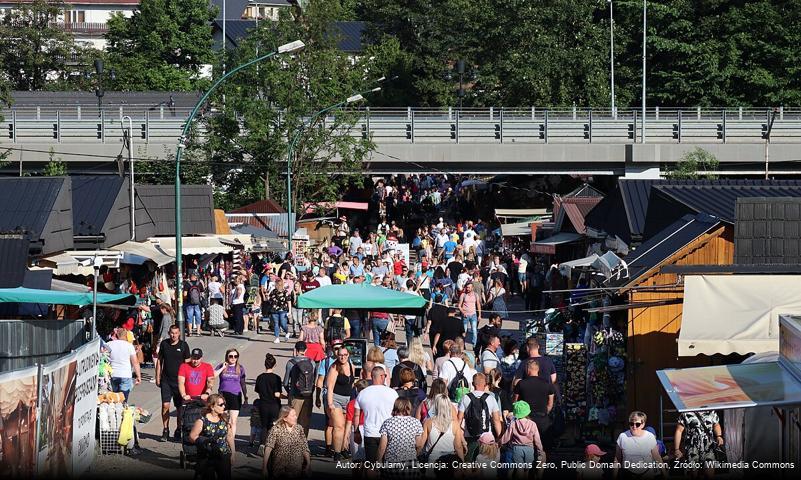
[
  {"xmin": 500, "ymin": 417, "xmax": 543, "ymax": 452},
  {"xmin": 459, "ymin": 291, "xmax": 478, "ymax": 316}
]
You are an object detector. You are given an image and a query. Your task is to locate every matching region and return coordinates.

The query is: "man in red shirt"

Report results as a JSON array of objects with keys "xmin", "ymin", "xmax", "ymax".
[
  {"xmin": 300, "ymin": 270, "xmax": 321, "ymax": 293},
  {"xmin": 393, "ymin": 252, "xmax": 406, "ymax": 288},
  {"xmin": 178, "ymin": 348, "xmax": 215, "ymax": 401}
]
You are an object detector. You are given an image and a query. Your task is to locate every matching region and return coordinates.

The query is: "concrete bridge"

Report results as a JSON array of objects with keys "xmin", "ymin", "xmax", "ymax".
[{"xmin": 3, "ymin": 105, "xmax": 801, "ymax": 176}]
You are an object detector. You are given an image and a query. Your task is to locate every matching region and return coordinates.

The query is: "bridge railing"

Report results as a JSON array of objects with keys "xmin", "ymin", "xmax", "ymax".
[{"xmin": 3, "ymin": 107, "xmax": 801, "ymax": 145}]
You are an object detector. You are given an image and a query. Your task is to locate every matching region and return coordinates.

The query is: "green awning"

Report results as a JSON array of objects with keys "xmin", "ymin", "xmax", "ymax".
[
  {"xmin": 0, "ymin": 287, "xmax": 136, "ymax": 306},
  {"xmin": 297, "ymin": 284, "xmax": 427, "ymax": 314}
]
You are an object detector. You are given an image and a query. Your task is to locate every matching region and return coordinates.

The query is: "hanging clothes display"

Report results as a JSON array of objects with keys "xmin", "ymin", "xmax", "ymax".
[{"xmin": 563, "ymin": 343, "xmax": 588, "ymax": 421}]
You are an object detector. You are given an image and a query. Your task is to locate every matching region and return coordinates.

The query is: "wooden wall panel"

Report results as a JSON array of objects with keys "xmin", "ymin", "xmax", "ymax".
[{"xmin": 625, "ymin": 226, "xmax": 735, "ymax": 420}]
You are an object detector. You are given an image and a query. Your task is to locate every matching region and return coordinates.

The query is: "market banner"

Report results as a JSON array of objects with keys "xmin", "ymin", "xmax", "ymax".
[
  {"xmin": 71, "ymin": 339, "xmax": 100, "ymax": 476},
  {"xmin": 36, "ymin": 351, "xmax": 78, "ymax": 477},
  {"xmin": 0, "ymin": 365, "xmax": 39, "ymax": 477}
]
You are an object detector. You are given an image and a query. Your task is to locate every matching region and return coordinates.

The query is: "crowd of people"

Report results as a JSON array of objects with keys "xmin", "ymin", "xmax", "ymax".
[{"xmin": 96, "ymin": 174, "xmax": 729, "ymax": 479}]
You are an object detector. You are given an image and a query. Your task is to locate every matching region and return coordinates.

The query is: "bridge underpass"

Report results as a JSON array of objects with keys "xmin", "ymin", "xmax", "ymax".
[{"xmin": 3, "ymin": 106, "xmax": 801, "ymax": 176}]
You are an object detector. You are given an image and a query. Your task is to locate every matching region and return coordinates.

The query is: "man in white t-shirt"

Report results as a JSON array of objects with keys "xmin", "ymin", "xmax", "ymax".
[
  {"xmin": 353, "ymin": 366, "xmax": 398, "ymax": 462},
  {"xmin": 438, "ymin": 343, "xmax": 477, "ymax": 393},
  {"xmin": 480, "ymin": 335, "xmax": 502, "ymax": 373},
  {"xmin": 107, "ymin": 327, "xmax": 141, "ymax": 402}
]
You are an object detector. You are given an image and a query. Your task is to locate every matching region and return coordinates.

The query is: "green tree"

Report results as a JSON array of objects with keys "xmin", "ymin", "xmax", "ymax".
[
  {"xmin": 0, "ymin": 0, "xmax": 89, "ymax": 90},
  {"xmin": 105, "ymin": 0, "xmax": 217, "ymax": 91},
  {"xmin": 42, "ymin": 148, "xmax": 68, "ymax": 176},
  {"xmin": 197, "ymin": 0, "xmax": 389, "ymax": 211},
  {"xmin": 666, "ymin": 147, "xmax": 719, "ymax": 179}
]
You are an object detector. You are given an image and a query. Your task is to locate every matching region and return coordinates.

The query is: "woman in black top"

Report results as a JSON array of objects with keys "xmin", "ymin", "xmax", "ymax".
[
  {"xmin": 254, "ymin": 354, "xmax": 283, "ymax": 448},
  {"xmin": 326, "ymin": 346, "xmax": 355, "ymax": 461}
]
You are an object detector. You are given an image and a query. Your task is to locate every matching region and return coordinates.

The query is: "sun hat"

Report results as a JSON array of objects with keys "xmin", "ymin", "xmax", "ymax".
[{"xmin": 513, "ymin": 401, "xmax": 531, "ymax": 419}]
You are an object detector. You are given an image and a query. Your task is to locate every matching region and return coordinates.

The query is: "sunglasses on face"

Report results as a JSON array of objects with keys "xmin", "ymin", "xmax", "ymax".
[
  {"xmin": 629, "ymin": 422, "xmax": 643, "ymax": 427},
  {"xmin": 217, "ymin": 402, "xmax": 226, "ymax": 407},
  {"xmin": 228, "ymin": 354, "xmax": 238, "ymax": 358}
]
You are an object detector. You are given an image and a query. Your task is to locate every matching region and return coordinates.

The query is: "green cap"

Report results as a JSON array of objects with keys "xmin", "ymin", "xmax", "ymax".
[{"xmin": 513, "ymin": 401, "xmax": 531, "ymax": 419}]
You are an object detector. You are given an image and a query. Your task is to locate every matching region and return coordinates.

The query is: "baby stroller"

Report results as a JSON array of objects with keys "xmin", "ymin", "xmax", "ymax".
[{"xmin": 179, "ymin": 398, "xmax": 206, "ymax": 469}]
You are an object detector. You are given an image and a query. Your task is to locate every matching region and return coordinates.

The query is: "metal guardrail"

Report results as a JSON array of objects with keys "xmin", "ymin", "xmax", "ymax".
[{"xmin": 3, "ymin": 107, "xmax": 801, "ymax": 145}]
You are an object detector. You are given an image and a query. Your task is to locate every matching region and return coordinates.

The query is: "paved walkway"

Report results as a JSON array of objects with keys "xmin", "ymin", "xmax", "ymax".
[{"xmin": 91, "ymin": 298, "xmax": 529, "ymax": 478}]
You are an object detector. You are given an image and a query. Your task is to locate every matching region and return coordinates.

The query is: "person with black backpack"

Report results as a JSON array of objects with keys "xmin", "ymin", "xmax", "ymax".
[
  {"xmin": 282, "ymin": 341, "xmax": 315, "ymax": 437},
  {"xmin": 456, "ymin": 373, "xmax": 502, "ymax": 462},
  {"xmin": 325, "ymin": 345, "xmax": 357, "ymax": 462},
  {"xmin": 324, "ymin": 309, "xmax": 351, "ymax": 346}
]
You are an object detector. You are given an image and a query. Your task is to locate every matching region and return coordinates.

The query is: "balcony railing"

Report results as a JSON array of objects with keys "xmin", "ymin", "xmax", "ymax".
[{"xmin": 51, "ymin": 22, "xmax": 108, "ymax": 34}]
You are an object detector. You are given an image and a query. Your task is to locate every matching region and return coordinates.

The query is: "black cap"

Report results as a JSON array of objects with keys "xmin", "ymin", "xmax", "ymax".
[{"xmin": 191, "ymin": 348, "xmax": 203, "ymax": 358}]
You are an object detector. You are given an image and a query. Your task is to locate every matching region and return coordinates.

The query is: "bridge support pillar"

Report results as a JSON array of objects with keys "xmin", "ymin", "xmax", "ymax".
[{"xmin": 623, "ymin": 163, "xmax": 662, "ymax": 179}]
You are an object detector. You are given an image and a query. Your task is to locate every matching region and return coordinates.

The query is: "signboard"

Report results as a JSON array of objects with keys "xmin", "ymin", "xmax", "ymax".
[
  {"xmin": 71, "ymin": 339, "xmax": 100, "ymax": 476},
  {"xmin": 657, "ymin": 362, "xmax": 801, "ymax": 412},
  {"xmin": 37, "ymin": 352, "xmax": 78, "ymax": 477},
  {"xmin": 0, "ymin": 366, "xmax": 39, "ymax": 477},
  {"xmin": 396, "ymin": 243, "xmax": 410, "ymax": 267},
  {"xmin": 292, "ymin": 236, "xmax": 309, "ymax": 268},
  {"xmin": 531, "ymin": 243, "xmax": 556, "ymax": 255}
]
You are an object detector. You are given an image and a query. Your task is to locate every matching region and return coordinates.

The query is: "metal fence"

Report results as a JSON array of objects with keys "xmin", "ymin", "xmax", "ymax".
[
  {"xmin": 0, "ymin": 319, "xmax": 86, "ymax": 371},
  {"xmin": 3, "ymin": 107, "xmax": 801, "ymax": 145}
]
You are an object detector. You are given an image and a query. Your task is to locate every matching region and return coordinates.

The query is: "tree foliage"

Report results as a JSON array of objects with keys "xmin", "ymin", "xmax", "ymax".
[
  {"xmin": 0, "ymin": 0, "xmax": 90, "ymax": 91},
  {"xmin": 105, "ymin": 0, "xmax": 217, "ymax": 91},
  {"xmin": 666, "ymin": 147, "xmax": 719, "ymax": 179}
]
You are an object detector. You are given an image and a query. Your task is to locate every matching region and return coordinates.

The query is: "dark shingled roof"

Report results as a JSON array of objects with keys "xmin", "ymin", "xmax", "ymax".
[
  {"xmin": 585, "ymin": 179, "xmax": 801, "ymax": 245},
  {"xmin": 654, "ymin": 184, "xmax": 801, "ymax": 223},
  {"xmin": 137, "ymin": 185, "xmax": 216, "ymax": 236},
  {"xmin": 735, "ymin": 197, "xmax": 801, "ymax": 265},
  {"xmin": 72, "ymin": 176, "xmax": 124, "ymax": 236},
  {"xmin": 0, "ymin": 177, "xmax": 74, "ymax": 255},
  {"xmin": 212, "ymin": 20, "xmax": 365, "ymax": 52},
  {"xmin": 0, "ymin": 234, "xmax": 30, "ymax": 288},
  {"xmin": 613, "ymin": 213, "xmax": 722, "ymax": 288}
]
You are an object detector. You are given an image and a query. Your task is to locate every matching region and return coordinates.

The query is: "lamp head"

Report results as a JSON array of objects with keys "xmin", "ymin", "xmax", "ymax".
[{"xmin": 278, "ymin": 40, "xmax": 305, "ymax": 53}]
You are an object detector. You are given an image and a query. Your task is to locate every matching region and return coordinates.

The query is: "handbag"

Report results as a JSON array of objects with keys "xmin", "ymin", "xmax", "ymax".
[{"xmin": 417, "ymin": 431, "xmax": 445, "ymax": 462}]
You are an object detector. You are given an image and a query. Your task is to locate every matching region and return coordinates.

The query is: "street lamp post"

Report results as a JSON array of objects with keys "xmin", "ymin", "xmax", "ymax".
[
  {"xmin": 174, "ymin": 40, "xmax": 304, "ymax": 340},
  {"xmin": 608, "ymin": 0, "xmax": 616, "ymax": 118},
  {"xmin": 121, "ymin": 116, "xmax": 135, "ymax": 239},
  {"xmin": 286, "ymin": 86, "xmax": 382, "ymax": 250},
  {"xmin": 642, "ymin": 0, "xmax": 647, "ymax": 143}
]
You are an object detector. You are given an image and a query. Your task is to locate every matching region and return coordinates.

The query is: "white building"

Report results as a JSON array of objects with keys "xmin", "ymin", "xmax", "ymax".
[{"xmin": 0, "ymin": 0, "xmax": 137, "ymax": 50}]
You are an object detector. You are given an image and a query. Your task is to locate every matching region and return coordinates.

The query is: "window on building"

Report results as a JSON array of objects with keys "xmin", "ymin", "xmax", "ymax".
[{"xmin": 65, "ymin": 10, "xmax": 86, "ymax": 23}]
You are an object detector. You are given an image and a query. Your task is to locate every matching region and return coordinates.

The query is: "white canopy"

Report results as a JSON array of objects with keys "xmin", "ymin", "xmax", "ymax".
[
  {"xmin": 111, "ymin": 240, "xmax": 174, "ymax": 266},
  {"xmin": 679, "ymin": 275, "xmax": 801, "ymax": 356},
  {"xmin": 150, "ymin": 237, "xmax": 233, "ymax": 256},
  {"xmin": 39, "ymin": 250, "xmax": 122, "ymax": 276},
  {"xmin": 558, "ymin": 254, "xmax": 599, "ymax": 276},
  {"xmin": 500, "ymin": 221, "xmax": 534, "ymax": 237},
  {"xmin": 495, "ymin": 208, "xmax": 549, "ymax": 219}
]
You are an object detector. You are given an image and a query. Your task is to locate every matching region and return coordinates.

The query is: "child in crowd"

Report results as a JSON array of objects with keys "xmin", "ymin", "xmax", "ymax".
[
  {"xmin": 475, "ymin": 432, "xmax": 500, "ymax": 479},
  {"xmin": 500, "ymin": 401, "xmax": 545, "ymax": 479},
  {"xmin": 577, "ymin": 444, "xmax": 606, "ymax": 480}
]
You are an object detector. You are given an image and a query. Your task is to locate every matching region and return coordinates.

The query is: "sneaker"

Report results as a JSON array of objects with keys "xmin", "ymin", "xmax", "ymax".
[
  {"xmin": 285, "ymin": 332, "xmax": 291, "ymax": 340},
  {"xmin": 341, "ymin": 449, "xmax": 351, "ymax": 459},
  {"xmin": 333, "ymin": 452, "xmax": 342, "ymax": 462},
  {"xmin": 274, "ymin": 338, "xmax": 281, "ymax": 344},
  {"xmin": 160, "ymin": 428, "xmax": 169, "ymax": 442},
  {"xmin": 127, "ymin": 447, "xmax": 142, "ymax": 456},
  {"xmin": 323, "ymin": 447, "xmax": 334, "ymax": 458},
  {"xmin": 258, "ymin": 444, "xmax": 266, "ymax": 457}
]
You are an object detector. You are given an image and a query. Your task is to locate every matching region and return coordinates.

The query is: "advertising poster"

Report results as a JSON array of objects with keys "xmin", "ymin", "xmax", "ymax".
[
  {"xmin": 37, "ymin": 352, "xmax": 77, "ymax": 477},
  {"xmin": 0, "ymin": 366, "xmax": 39, "ymax": 478},
  {"xmin": 657, "ymin": 362, "xmax": 801, "ymax": 412},
  {"xmin": 71, "ymin": 339, "xmax": 100, "ymax": 476}
]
